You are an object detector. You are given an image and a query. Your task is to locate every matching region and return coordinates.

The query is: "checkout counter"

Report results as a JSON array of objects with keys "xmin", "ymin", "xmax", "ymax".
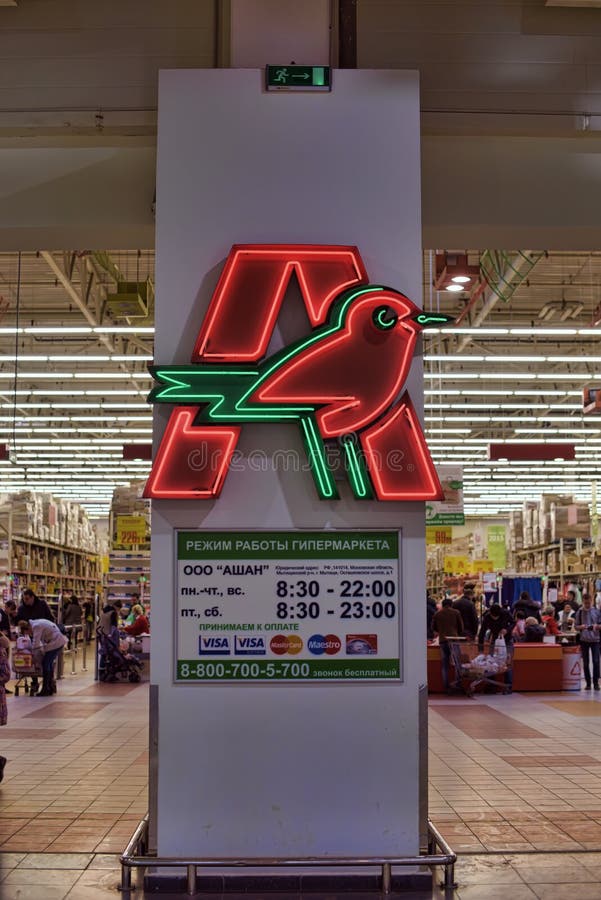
[{"xmin": 427, "ymin": 640, "xmax": 566, "ymax": 693}]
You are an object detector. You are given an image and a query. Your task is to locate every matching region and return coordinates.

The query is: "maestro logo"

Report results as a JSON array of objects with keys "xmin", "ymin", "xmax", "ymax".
[
  {"xmin": 308, "ymin": 634, "xmax": 342, "ymax": 656},
  {"xmin": 269, "ymin": 634, "xmax": 303, "ymax": 655},
  {"xmin": 144, "ymin": 245, "xmax": 453, "ymax": 502}
]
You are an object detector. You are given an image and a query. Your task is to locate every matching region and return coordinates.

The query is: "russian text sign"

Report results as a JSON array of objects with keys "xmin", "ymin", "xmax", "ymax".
[{"xmin": 176, "ymin": 530, "xmax": 401, "ymax": 682}]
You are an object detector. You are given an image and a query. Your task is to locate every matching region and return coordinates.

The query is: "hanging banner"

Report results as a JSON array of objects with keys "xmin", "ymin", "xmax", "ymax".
[
  {"xmin": 487, "ymin": 525, "xmax": 507, "ymax": 570},
  {"xmin": 482, "ymin": 572, "xmax": 498, "ymax": 593},
  {"xmin": 426, "ymin": 465, "xmax": 464, "ymax": 525},
  {"xmin": 176, "ymin": 530, "xmax": 401, "ymax": 682}
]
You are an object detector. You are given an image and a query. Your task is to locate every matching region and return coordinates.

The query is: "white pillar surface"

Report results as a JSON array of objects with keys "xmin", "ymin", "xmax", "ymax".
[{"xmin": 152, "ymin": 68, "xmax": 425, "ymax": 858}]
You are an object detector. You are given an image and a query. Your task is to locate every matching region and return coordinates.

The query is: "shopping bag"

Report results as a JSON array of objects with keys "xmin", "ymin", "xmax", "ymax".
[{"xmin": 493, "ymin": 637, "xmax": 507, "ymax": 663}]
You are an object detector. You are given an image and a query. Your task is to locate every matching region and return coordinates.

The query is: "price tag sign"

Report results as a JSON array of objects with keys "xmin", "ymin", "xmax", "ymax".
[
  {"xmin": 116, "ymin": 515, "xmax": 147, "ymax": 547},
  {"xmin": 175, "ymin": 530, "xmax": 401, "ymax": 682}
]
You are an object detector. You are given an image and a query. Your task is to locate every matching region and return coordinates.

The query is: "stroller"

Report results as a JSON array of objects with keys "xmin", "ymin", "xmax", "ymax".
[{"xmin": 97, "ymin": 626, "xmax": 142, "ymax": 683}]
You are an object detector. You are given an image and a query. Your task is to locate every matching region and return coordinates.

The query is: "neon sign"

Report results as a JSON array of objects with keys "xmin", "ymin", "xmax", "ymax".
[{"xmin": 144, "ymin": 245, "xmax": 450, "ymax": 501}]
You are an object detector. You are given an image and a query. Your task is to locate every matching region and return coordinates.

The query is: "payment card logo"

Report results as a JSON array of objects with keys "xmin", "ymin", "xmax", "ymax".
[
  {"xmin": 234, "ymin": 635, "xmax": 266, "ymax": 656},
  {"xmin": 199, "ymin": 636, "xmax": 230, "ymax": 656},
  {"xmin": 307, "ymin": 634, "xmax": 342, "ymax": 656},
  {"xmin": 346, "ymin": 634, "xmax": 378, "ymax": 655}
]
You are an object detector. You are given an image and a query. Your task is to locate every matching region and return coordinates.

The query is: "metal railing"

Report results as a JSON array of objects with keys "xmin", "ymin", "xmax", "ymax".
[
  {"xmin": 119, "ymin": 814, "xmax": 456, "ymax": 895},
  {"xmin": 57, "ymin": 625, "xmax": 88, "ymax": 678}
]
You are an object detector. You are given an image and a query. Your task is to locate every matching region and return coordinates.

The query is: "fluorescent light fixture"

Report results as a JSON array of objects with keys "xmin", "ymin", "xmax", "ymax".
[
  {"xmin": 483, "ymin": 356, "xmax": 546, "ymax": 363},
  {"xmin": 24, "ymin": 327, "xmax": 93, "ymax": 334},
  {"xmin": 47, "ymin": 355, "xmax": 110, "ymax": 362},
  {"xmin": 445, "ymin": 284, "xmax": 464, "ymax": 292},
  {"xmin": 451, "ymin": 275, "xmax": 471, "ymax": 284},
  {"xmin": 93, "ymin": 327, "xmax": 154, "ymax": 334},
  {"xmin": 510, "ymin": 327, "xmax": 577, "ymax": 335},
  {"xmin": 422, "ymin": 327, "xmax": 601, "ymax": 337},
  {"xmin": 424, "ymin": 356, "xmax": 485, "ymax": 362}
]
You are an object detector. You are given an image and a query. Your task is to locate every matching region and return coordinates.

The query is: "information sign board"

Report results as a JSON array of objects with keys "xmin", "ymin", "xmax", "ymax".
[
  {"xmin": 176, "ymin": 530, "xmax": 401, "ymax": 682},
  {"xmin": 426, "ymin": 465, "xmax": 464, "ymax": 525}
]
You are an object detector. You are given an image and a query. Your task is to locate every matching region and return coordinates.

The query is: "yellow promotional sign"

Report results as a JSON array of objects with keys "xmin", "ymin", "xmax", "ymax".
[
  {"xmin": 116, "ymin": 515, "xmax": 147, "ymax": 547},
  {"xmin": 426, "ymin": 526, "xmax": 452, "ymax": 545},
  {"xmin": 443, "ymin": 555, "xmax": 470, "ymax": 574}
]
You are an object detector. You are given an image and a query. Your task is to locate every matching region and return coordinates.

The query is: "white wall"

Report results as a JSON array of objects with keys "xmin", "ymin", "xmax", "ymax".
[{"xmin": 152, "ymin": 68, "xmax": 426, "ymax": 858}]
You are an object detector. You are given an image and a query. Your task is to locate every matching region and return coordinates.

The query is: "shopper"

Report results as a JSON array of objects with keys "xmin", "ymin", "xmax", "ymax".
[
  {"xmin": 555, "ymin": 589, "xmax": 580, "ymax": 617},
  {"xmin": 432, "ymin": 598, "xmax": 464, "ymax": 693},
  {"xmin": 426, "ymin": 593, "xmax": 437, "ymax": 640},
  {"xmin": 558, "ymin": 603, "xmax": 576, "ymax": 633},
  {"xmin": 0, "ymin": 602, "xmax": 10, "ymax": 638},
  {"xmin": 20, "ymin": 619, "xmax": 67, "ymax": 696},
  {"xmin": 574, "ymin": 593, "xmax": 601, "ymax": 690},
  {"xmin": 542, "ymin": 606, "xmax": 560, "ymax": 637},
  {"xmin": 524, "ymin": 616, "xmax": 546, "ymax": 642},
  {"xmin": 513, "ymin": 590, "xmax": 542, "ymax": 623},
  {"xmin": 452, "ymin": 583, "xmax": 479, "ymax": 639},
  {"xmin": 82, "ymin": 598, "xmax": 94, "ymax": 643},
  {"xmin": 123, "ymin": 604, "xmax": 150, "ymax": 637},
  {"xmin": 4, "ymin": 600, "xmax": 18, "ymax": 629},
  {"xmin": 0, "ymin": 632, "xmax": 9, "ymax": 782},
  {"xmin": 512, "ymin": 610, "xmax": 527, "ymax": 641},
  {"xmin": 99, "ymin": 599, "xmax": 122, "ymax": 633},
  {"xmin": 62, "ymin": 595, "xmax": 83, "ymax": 649},
  {"xmin": 62, "ymin": 595, "xmax": 82, "ymax": 626},
  {"xmin": 478, "ymin": 603, "xmax": 515, "ymax": 652},
  {"xmin": 17, "ymin": 589, "xmax": 55, "ymax": 623}
]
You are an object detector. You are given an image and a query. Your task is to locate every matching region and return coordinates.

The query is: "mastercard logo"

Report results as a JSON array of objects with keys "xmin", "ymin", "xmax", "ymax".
[{"xmin": 269, "ymin": 634, "xmax": 303, "ymax": 655}]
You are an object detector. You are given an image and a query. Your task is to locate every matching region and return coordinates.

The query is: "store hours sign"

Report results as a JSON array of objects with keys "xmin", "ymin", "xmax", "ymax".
[{"xmin": 176, "ymin": 530, "xmax": 401, "ymax": 682}]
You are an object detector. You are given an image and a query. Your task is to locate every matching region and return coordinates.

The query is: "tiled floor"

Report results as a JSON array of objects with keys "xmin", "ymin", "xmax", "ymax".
[
  {"xmin": 429, "ymin": 690, "xmax": 601, "ymax": 853},
  {"xmin": 3, "ymin": 667, "xmax": 601, "ymax": 897}
]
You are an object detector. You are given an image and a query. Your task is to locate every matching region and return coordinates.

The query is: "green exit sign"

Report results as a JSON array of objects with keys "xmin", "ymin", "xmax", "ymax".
[{"xmin": 266, "ymin": 65, "xmax": 331, "ymax": 92}]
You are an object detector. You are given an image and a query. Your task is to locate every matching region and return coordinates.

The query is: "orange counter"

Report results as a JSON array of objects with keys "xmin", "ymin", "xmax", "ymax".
[
  {"xmin": 427, "ymin": 643, "xmax": 564, "ymax": 693},
  {"xmin": 512, "ymin": 643, "xmax": 563, "ymax": 692}
]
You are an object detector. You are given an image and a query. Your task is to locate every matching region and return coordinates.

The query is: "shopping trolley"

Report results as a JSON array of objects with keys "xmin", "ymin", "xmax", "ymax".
[
  {"xmin": 11, "ymin": 649, "xmax": 38, "ymax": 696},
  {"xmin": 447, "ymin": 638, "xmax": 513, "ymax": 696}
]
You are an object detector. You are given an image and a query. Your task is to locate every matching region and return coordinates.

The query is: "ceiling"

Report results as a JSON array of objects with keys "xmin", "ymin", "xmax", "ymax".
[
  {"xmin": 423, "ymin": 249, "xmax": 601, "ymax": 516},
  {"xmin": 0, "ymin": 247, "xmax": 600, "ymax": 519},
  {"xmin": 0, "ymin": 250, "xmax": 154, "ymax": 517}
]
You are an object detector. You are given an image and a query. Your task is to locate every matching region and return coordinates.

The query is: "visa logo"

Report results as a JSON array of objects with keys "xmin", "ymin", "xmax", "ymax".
[
  {"xmin": 199, "ymin": 636, "xmax": 230, "ymax": 656},
  {"xmin": 234, "ymin": 636, "xmax": 266, "ymax": 656}
]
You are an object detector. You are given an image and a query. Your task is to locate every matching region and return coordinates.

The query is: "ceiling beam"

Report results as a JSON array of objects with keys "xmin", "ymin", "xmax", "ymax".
[{"xmin": 40, "ymin": 250, "xmax": 148, "ymax": 394}]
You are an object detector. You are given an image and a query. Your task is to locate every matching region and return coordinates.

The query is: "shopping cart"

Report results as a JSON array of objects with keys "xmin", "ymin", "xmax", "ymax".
[
  {"xmin": 11, "ymin": 649, "xmax": 38, "ymax": 696},
  {"xmin": 447, "ymin": 638, "xmax": 513, "ymax": 696}
]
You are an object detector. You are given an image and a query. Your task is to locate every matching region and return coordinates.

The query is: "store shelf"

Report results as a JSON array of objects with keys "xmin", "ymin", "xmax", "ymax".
[
  {"xmin": 107, "ymin": 549, "xmax": 151, "ymax": 607},
  {"xmin": 0, "ymin": 509, "xmax": 102, "ymax": 609}
]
